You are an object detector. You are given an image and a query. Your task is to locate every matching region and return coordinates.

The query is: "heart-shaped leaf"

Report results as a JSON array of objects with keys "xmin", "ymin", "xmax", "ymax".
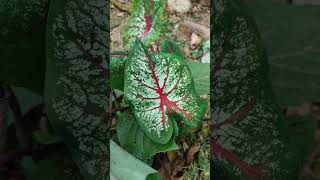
[
  {"xmin": 116, "ymin": 110, "xmax": 179, "ymax": 160},
  {"xmin": 45, "ymin": 0, "xmax": 109, "ymax": 179},
  {"xmin": 110, "ymin": 58, "xmax": 210, "ymax": 95},
  {"xmin": 124, "ymin": 0, "xmax": 164, "ymax": 49},
  {"xmin": 124, "ymin": 39, "xmax": 205, "ymax": 144},
  {"xmin": 211, "ymin": 0, "xmax": 302, "ymax": 179},
  {"xmin": 111, "ymin": 41, "xmax": 210, "ymax": 95}
]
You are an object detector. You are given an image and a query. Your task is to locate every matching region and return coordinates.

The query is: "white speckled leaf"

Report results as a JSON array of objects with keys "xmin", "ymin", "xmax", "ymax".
[
  {"xmin": 124, "ymin": 39, "xmax": 203, "ymax": 144},
  {"xmin": 211, "ymin": 0, "xmax": 302, "ymax": 179},
  {"xmin": 124, "ymin": 0, "xmax": 164, "ymax": 49},
  {"xmin": 45, "ymin": 0, "xmax": 109, "ymax": 179}
]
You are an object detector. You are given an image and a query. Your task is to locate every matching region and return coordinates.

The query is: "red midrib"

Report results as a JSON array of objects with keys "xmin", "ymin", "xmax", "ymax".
[
  {"xmin": 211, "ymin": 138, "xmax": 263, "ymax": 178},
  {"xmin": 142, "ymin": 48, "xmax": 193, "ymax": 127},
  {"xmin": 141, "ymin": 15, "xmax": 152, "ymax": 39}
]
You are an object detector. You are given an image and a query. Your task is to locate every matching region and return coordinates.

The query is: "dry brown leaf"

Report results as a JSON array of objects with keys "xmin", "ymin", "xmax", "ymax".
[
  {"xmin": 171, "ymin": 155, "xmax": 185, "ymax": 177},
  {"xmin": 156, "ymin": 155, "xmax": 174, "ymax": 180},
  {"xmin": 185, "ymin": 142, "xmax": 201, "ymax": 165}
]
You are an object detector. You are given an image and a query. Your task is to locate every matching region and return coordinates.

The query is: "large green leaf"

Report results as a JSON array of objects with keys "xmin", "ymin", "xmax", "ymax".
[
  {"xmin": 110, "ymin": 140, "xmax": 161, "ymax": 180},
  {"xmin": 124, "ymin": 0, "xmax": 164, "ymax": 49},
  {"xmin": 0, "ymin": 0, "xmax": 48, "ymax": 94},
  {"xmin": 116, "ymin": 110, "xmax": 178, "ymax": 160},
  {"xmin": 45, "ymin": 0, "xmax": 109, "ymax": 179},
  {"xmin": 247, "ymin": 1, "xmax": 320, "ymax": 106},
  {"xmin": 211, "ymin": 0, "xmax": 302, "ymax": 179},
  {"xmin": 124, "ymin": 39, "xmax": 205, "ymax": 144}
]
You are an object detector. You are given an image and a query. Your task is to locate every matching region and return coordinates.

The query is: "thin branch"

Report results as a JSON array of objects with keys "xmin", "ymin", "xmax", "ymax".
[{"xmin": 181, "ymin": 20, "xmax": 210, "ymax": 39}]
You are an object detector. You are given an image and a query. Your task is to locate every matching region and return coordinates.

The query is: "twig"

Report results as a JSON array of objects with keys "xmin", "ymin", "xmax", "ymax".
[
  {"xmin": 181, "ymin": 20, "xmax": 210, "ymax": 39},
  {"xmin": 111, "ymin": 0, "xmax": 132, "ymax": 13}
]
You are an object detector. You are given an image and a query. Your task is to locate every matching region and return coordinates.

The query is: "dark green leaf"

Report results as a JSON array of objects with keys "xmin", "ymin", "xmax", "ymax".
[
  {"xmin": 211, "ymin": 0, "xmax": 302, "ymax": 179},
  {"xmin": 161, "ymin": 40, "xmax": 185, "ymax": 59},
  {"xmin": 248, "ymin": 1, "xmax": 320, "ymax": 106},
  {"xmin": 21, "ymin": 149, "xmax": 78, "ymax": 180},
  {"xmin": 0, "ymin": 0, "xmax": 48, "ymax": 94},
  {"xmin": 110, "ymin": 52, "xmax": 128, "ymax": 90},
  {"xmin": 116, "ymin": 110, "xmax": 178, "ymax": 160},
  {"xmin": 45, "ymin": 0, "xmax": 109, "ymax": 179}
]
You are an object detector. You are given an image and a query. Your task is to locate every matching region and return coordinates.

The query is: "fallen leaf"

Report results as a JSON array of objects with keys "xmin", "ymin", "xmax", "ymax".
[
  {"xmin": 185, "ymin": 142, "xmax": 201, "ymax": 165},
  {"xmin": 156, "ymin": 155, "xmax": 174, "ymax": 180},
  {"xmin": 167, "ymin": 151, "xmax": 177, "ymax": 162}
]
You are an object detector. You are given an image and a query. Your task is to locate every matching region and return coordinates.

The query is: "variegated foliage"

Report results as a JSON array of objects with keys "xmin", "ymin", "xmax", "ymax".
[
  {"xmin": 124, "ymin": 39, "xmax": 206, "ymax": 144},
  {"xmin": 124, "ymin": 0, "xmax": 164, "ymax": 49}
]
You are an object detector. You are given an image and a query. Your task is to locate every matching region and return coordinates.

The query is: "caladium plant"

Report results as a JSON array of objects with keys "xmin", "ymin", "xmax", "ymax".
[
  {"xmin": 124, "ymin": 0, "xmax": 164, "ymax": 49},
  {"xmin": 211, "ymin": 0, "xmax": 304, "ymax": 179},
  {"xmin": 124, "ymin": 39, "xmax": 206, "ymax": 144}
]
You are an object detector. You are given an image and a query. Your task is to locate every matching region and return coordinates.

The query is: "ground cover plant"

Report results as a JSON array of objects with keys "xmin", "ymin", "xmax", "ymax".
[{"xmin": 110, "ymin": 0, "xmax": 210, "ymax": 179}]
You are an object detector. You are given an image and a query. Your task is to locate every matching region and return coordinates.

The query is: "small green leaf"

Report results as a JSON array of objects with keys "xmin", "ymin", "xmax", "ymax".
[
  {"xmin": 124, "ymin": 39, "xmax": 205, "ymax": 144},
  {"xmin": 110, "ymin": 140, "xmax": 162, "ymax": 180},
  {"xmin": 111, "ymin": 52, "xmax": 128, "ymax": 90},
  {"xmin": 116, "ymin": 110, "xmax": 179, "ymax": 160},
  {"xmin": 161, "ymin": 40, "xmax": 185, "ymax": 59},
  {"xmin": 124, "ymin": 0, "xmax": 164, "ymax": 49}
]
